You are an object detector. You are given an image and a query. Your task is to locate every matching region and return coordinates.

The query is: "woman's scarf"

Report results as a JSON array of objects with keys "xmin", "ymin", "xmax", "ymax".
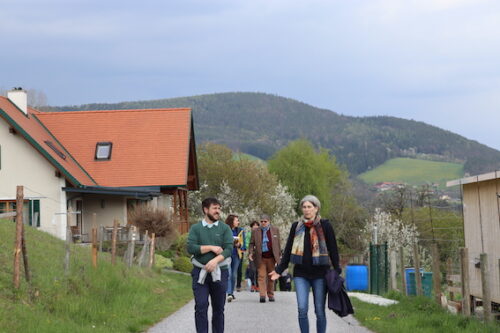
[
  {"xmin": 261, "ymin": 226, "xmax": 270, "ymax": 252},
  {"xmin": 290, "ymin": 216, "xmax": 329, "ymax": 265}
]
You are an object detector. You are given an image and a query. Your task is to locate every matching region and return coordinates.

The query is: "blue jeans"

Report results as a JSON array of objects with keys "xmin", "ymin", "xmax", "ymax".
[
  {"xmin": 294, "ymin": 277, "xmax": 327, "ymax": 333},
  {"xmin": 226, "ymin": 254, "xmax": 241, "ymax": 295},
  {"xmin": 192, "ymin": 267, "xmax": 229, "ymax": 333}
]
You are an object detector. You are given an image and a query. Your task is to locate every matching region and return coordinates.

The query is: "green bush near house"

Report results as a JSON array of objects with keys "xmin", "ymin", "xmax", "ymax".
[
  {"xmin": 155, "ymin": 255, "xmax": 173, "ymax": 269},
  {"xmin": 172, "ymin": 233, "xmax": 190, "ymax": 257},
  {"xmin": 173, "ymin": 256, "xmax": 192, "ymax": 273},
  {"xmin": 157, "ymin": 249, "xmax": 175, "ymax": 258}
]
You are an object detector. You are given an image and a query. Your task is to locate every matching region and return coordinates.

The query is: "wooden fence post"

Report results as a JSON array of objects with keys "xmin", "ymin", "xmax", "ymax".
[
  {"xmin": 125, "ymin": 226, "xmax": 136, "ymax": 267},
  {"xmin": 111, "ymin": 219, "xmax": 118, "ymax": 265},
  {"xmin": 431, "ymin": 243, "xmax": 441, "ymax": 304},
  {"xmin": 390, "ymin": 248, "xmax": 398, "ymax": 291},
  {"xmin": 138, "ymin": 231, "xmax": 150, "ymax": 267},
  {"xmin": 64, "ymin": 208, "xmax": 73, "ymax": 275},
  {"xmin": 413, "ymin": 242, "xmax": 423, "ymax": 296},
  {"xmin": 148, "ymin": 233, "xmax": 156, "ymax": 269},
  {"xmin": 91, "ymin": 228, "xmax": 98, "ymax": 268},
  {"xmin": 460, "ymin": 247, "xmax": 471, "ymax": 316},
  {"xmin": 99, "ymin": 226, "xmax": 104, "ymax": 253},
  {"xmin": 399, "ymin": 246, "xmax": 406, "ymax": 295},
  {"xmin": 480, "ymin": 253, "xmax": 492, "ymax": 321},
  {"xmin": 13, "ymin": 186, "xmax": 24, "ymax": 289}
]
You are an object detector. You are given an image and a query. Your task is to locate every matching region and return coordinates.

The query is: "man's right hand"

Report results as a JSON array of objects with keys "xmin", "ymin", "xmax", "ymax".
[
  {"xmin": 248, "ymin": 253, "xmax": 253, "ymax": 261},
  {"xmin": 211, "ymin": 246, "xmax": 223, "ymax": 255}
]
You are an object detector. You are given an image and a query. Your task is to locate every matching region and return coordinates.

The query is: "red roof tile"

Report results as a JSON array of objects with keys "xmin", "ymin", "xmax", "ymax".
[{"xmin": 36, "ymin": 108, "xmax": 193, "ymax": 188}]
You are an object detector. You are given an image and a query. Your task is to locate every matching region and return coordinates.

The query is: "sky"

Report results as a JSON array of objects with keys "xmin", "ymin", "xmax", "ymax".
[{"xmin": 1, "ymin": 0, "xmax": 500, "ymax": 150}]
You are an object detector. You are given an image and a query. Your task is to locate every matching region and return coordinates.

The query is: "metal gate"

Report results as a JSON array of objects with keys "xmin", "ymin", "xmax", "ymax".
[{"xmin": 370, "ymin": 242, "xmax": 388, "ymax": 295}]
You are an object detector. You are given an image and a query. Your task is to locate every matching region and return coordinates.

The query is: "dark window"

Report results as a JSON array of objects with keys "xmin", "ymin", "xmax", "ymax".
[
  {"xmin": 44, "ymin": 140, "xmax": 66, "ymax": 160},
  {"xmin": 95, "ymin": 142, "xmax": 112, "ymax": 160}
]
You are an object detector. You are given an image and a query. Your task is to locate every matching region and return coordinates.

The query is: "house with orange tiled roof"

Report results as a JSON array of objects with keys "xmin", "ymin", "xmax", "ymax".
[{"xmin": 0, "ymin": 88, "xmax": 198, "ymax": 240}]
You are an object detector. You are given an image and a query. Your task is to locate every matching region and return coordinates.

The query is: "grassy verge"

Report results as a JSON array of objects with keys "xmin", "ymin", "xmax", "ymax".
[
  {"xmin": 352, "ymin": 292, "xmax": 500, "ymax": 333},
  {"xmin": 0, "ymin": 219, "xmax": 192, "ymax": 333}
]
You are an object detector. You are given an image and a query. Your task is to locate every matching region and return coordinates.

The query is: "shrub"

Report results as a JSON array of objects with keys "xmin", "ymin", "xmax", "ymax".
[
  {"xmin": 157, "ymin": 249, "xmax": 175, "ymax": 259},
  {"xmin": 173, "ymin": 256, "xmax": 192, "ymax": 273},
  {"xmin": 154, "ymin": 254, "xmax": 173, "ymax": 269},
  {"xmin": 128, "ymin": 205, "xmax": 177, "ymax": 238},
  {"xmin": 172, "ymin": 233, "xmax": 189, "ymax": 257}
]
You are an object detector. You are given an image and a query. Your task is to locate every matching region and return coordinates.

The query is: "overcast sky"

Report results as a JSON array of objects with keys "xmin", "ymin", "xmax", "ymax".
[{"xmin": 2, "ymin": 0, "xmax": 500, "ymax": 150}]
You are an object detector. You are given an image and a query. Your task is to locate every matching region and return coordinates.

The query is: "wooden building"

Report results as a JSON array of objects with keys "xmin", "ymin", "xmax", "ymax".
[{"xmin": 447, "ymin": 172, "xmax": 500, "ymax": 304}]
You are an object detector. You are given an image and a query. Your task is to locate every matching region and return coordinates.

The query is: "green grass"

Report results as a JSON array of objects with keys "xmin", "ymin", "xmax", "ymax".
[
  {"xmin": 232, "ymin": 152, "xmax": 266, "ymax": 163},
  {"xmin": 358, "ymin": 158, "xmax": 464, "ymax": 187},
  {"xmin": 352, "ymin": 292, "xmax": 500, "ymax": 333},
  {"xmin": 0, "ymin": 219, "xmax": 192, "ymax": 333}
]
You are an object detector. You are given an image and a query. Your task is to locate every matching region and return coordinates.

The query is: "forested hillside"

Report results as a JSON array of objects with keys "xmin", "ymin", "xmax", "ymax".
[{"xmin": 45, "ymin": 92, "xmax": 500, "ymax": 175}]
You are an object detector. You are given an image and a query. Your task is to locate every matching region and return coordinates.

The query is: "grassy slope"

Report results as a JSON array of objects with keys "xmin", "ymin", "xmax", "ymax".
[
  {"xmin": 0, "ymin": 219, "xmax": 192, "ymax": 333},
  {"xmin": 352, "ymin": 295, "xmax": 500, "ymax": 333},
  {"xmin": 358, "ymin": 158, "xmax": 464, "ymax": 187}
]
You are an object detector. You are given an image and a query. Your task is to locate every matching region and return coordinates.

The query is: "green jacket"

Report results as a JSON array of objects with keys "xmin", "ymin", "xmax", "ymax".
[{"xmin": 187, "ymin": 221, "xmax": 234, "ymax": 269}]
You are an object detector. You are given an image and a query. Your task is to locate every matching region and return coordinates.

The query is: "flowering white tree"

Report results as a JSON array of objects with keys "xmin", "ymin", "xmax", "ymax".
[
  {"xmin": 364, "ymin": 208, "xmax": 433, "ymax": 268},
  {"xmin": 188, "ymin": 180, "xmax": 297, "ymax": 243},
  {"xmin": 365, "ymin": 208, "xmax": 418, "ymax": 250}
]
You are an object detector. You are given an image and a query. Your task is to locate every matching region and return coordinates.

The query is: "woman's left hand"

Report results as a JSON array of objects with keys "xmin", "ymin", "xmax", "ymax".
[{"xmin": 269, "ymin": 271, "xmax": 280, "ymax": 281}]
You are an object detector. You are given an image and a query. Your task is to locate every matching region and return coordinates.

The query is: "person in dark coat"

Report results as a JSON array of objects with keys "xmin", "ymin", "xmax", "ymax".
[{"xmin": 270, "ymin": 195, "xmax": 341, "ymax": 333}]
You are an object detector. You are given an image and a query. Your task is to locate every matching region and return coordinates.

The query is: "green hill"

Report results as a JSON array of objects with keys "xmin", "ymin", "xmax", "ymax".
[
  {"xmin": 358, "ymin": 158, "xmax": 464, "ymax": 187},
  {"xmin": 44, "ymin": 92, "xmax": 500, "ymax": 176},
  {"xmin": 0, "ymin": 220, "xmax": 191, "ymax": 332}
]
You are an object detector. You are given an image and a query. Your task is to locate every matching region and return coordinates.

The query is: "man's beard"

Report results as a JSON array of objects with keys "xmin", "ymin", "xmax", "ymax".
[{"xmin": 207, "ymin": 212, "xmax": 219, "ymax": 222}]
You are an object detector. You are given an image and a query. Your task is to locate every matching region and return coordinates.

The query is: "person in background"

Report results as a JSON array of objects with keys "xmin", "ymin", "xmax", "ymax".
[
  {"xmin": 225, "ymin": 214, "xmax": 244, "ymax": 302},
  {"xmin": 269, "ymin": 195, "xmax": 341, "ymax": 333},
  {"xmin": 249, "ymin": 214, "xmax": 281, "ymax": 303},
  {"xmin": 245, "ymin": 221, "xmax": 260, "ymax": 292},
  {"xmin": 235, "ymin": 222, "xmax": 247, "ymax": 292},
  {"xmin": 187, "ymin": 198, "xmax": 233, "ymax": 333}
]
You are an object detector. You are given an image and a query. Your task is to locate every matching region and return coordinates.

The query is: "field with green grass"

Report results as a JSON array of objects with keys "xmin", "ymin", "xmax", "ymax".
[
  {"xmin": 232, "ymin": 152, "xmax": 266, "ymax": 163},
  {"xmin": 0, "ymin": 219, "xmax": 192, "ymax": 333},
  {"xmin": 352, "ymin": 292, "xmax": 499, "ymax": 333},
  {"xmin": 358, "ymin": 158, "xmax": 464, "ymax": 187}
]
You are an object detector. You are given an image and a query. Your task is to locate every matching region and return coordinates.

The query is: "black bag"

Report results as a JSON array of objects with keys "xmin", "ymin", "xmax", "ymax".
[{"xmin": 325, "ymin": 269, "xmax": 354, "ymax": 317}]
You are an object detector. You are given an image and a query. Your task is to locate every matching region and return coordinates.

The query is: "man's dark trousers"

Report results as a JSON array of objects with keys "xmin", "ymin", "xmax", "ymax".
[{"xmin": 192, "ymin": 267, "xmax": 229, "ymax": 333}]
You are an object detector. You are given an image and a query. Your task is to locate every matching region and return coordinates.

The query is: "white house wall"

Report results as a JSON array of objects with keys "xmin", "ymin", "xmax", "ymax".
[
  {"xmin": 0, "ymin": 118, "xmax": 67, "ymax": 239},
  {"xmin": 80, "ymin": 194, "xmax": 127, "ymax": 235}
]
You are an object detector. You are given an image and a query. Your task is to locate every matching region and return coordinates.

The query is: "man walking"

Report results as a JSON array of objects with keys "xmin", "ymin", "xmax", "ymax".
[
  {"xmin": 187, "ymin": 198, "xmax": 234, "ymax": 333},
  {"xmin": 248, "ymin": 214, "xmax": 281, "ymax": 303}
]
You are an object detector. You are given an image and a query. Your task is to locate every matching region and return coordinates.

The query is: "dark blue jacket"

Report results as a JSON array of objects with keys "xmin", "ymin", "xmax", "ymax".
[{"xmin": 325, "ymin": 269, "xmax": 354, "ymax": 317}]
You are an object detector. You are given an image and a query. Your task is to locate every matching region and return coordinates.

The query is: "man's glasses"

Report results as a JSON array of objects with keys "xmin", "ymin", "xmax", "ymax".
[{"xmin": 260, "ymin": 220, "xmax": 269, "ymax": 223}]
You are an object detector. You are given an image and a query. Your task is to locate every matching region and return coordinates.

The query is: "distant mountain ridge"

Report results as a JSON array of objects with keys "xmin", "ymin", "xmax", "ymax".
[{"xmin": 45, "ymin": 92, "xmax": 500, "ymax": 176}]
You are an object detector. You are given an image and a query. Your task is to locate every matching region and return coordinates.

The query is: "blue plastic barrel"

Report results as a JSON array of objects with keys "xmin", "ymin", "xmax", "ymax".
[
  {"xmin": 345, "ymin": 264, "xmax": 369, "ymax": 291},
  {"xmin": 405, "ymin": 268, "xmax": 424, "ymax": 295}
]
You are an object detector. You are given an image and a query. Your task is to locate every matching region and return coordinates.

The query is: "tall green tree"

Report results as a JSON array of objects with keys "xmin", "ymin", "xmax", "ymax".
[
  {"xmin": 268, "ymin": 139, "xmax": 368, "ymax": 252},
  {"xmin": 268, "ymin": 139, "xmax": 343, "ymax": 216},
  {"xmin": 189, "ymin": 143, "xmax": 297, "ymax": 237}
]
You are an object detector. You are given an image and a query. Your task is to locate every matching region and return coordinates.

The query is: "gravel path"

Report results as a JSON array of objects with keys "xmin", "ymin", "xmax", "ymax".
[{"xmin": 148, "ymin": 290, "xmax": 372, "ymax": 332}]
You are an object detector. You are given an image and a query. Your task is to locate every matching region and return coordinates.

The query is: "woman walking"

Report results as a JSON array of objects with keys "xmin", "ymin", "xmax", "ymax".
[
  {"xmin": 270, "ymin": 195, "xmax": 341, "ymax": 333},
  {"xmin": 225, "ymin": 214, "xmax": 244, "ymax": 302}
]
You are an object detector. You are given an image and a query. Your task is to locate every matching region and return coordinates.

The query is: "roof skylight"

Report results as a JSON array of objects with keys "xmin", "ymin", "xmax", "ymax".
[{"xmin": 95, "ymin": 142, "xmax": 112, "ymax": 160}]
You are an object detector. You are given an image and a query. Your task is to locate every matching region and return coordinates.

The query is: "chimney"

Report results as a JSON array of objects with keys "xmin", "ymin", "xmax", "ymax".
[{"xmin": 7, "ymin": 87, "xmax": 28, "ymax": 114}]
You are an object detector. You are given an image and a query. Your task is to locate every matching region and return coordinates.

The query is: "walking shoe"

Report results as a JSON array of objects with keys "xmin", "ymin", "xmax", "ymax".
[
  {"xmin": 228, "ymin": 294, "xmax": 234, "ymax": 302},
  {"xmin": 268, "ymin": 296, "xmax": 275, "ymax": 302},
  {"xmin": 259, "ymin": 296, "xmax": 266, "ymax": 303},
  {"xmin": 236, "ymin": 287, "xmax": 242, "ymax": 292}
]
